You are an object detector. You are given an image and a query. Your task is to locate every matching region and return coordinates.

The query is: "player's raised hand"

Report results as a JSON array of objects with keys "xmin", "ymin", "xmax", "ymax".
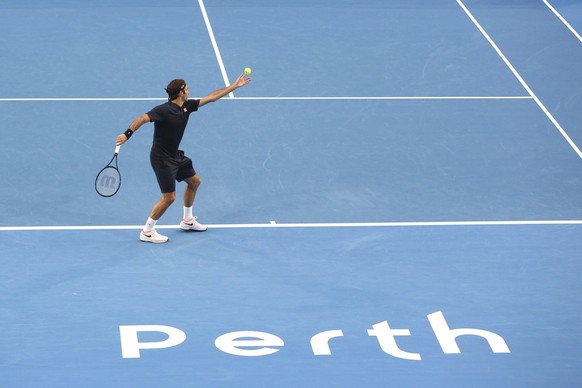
[{"xmin": 234, "ymin": 73, "xmax": 252, "ymax": 88}]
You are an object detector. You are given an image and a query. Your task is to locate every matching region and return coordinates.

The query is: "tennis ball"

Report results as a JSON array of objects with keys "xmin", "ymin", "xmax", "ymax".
[{"xmin": 244, "ymin": 67, "xmax": 252, "ymax": 75}]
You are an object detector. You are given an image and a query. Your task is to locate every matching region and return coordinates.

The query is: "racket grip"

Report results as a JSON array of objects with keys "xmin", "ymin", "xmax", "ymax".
[{"xmin": 114, "ymin": 145, "xmax": 121, "ymax": 155}]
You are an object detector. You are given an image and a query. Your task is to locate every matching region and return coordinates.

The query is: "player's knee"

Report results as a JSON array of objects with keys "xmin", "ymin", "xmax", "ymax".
[
  {"xmin": 189, "ymin": 175, "xmax": 202, "ymax": 189},
  {"xmin": 162, "ymin": 192, "xmax": 176, "ymax": 205}
]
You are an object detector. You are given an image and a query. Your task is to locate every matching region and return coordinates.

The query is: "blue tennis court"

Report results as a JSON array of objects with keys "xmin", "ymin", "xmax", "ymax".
[{"xmin": 1, "ymin": 0, "xmax": 581, "ymax": 387}]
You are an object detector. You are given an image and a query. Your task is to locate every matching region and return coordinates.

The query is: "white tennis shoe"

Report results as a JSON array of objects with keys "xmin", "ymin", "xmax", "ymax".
[
  {"xmin": 180, "ymin": 217, "xmax": 208, "ymax": 232},
  {"xmin": 140, "ymin": 229, "xmax": 169, "ymax": 243}
]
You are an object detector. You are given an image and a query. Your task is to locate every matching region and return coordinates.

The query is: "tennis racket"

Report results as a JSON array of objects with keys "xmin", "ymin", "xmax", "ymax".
[{"xmin": 95, "ymin": 145, "xmax": 122, "ymax": 197}]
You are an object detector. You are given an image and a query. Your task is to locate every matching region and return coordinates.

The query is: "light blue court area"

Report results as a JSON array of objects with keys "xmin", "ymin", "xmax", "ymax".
[
  {"xmin": 206, "ymin": 0, "xmax": 526, "ymax": 97},
  {"xmin": 1, "ymin": 225, "xmax": 582, "ymax": 387},
  {"xmin": 2, "ymin": 98, "xmax": 582, "ymax": 226},
  {"xmin": 0, "ymin": 0, "xmax": 232, "ymax": 99},
  {"xmin": 1, "ymin": 0, "xmax": 582, "ymax": 387}
]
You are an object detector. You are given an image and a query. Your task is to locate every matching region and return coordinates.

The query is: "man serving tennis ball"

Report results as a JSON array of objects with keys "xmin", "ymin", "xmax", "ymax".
[{"xmin": 116, "ymin": 72, "xmax": 251, "ymax": 243}]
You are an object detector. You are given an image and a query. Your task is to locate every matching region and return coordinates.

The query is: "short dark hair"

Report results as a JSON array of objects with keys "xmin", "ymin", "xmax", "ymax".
[{"xmin": 165, "ymin": 79, "xmax": 186, "ymax": 101}]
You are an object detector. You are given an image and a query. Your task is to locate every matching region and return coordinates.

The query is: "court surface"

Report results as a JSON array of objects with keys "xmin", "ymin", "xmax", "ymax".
[{"xmin": 1, "ymin": 0, "xmax": 581, "ymax": 387}]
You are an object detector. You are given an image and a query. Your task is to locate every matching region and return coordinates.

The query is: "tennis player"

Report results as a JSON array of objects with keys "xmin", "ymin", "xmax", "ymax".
[{"xmin": 116, "ymin": 74, "xmax": 251, "ymax": 243}]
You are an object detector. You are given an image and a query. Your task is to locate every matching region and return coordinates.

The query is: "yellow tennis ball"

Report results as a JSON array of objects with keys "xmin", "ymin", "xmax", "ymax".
[{"xmin": 244, "ymin": 67, "xmax": 252, "ymax": 75}]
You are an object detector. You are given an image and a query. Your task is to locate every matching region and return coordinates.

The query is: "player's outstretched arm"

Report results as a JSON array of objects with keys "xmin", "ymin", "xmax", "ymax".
[{"xmin": 199, "ymin": 74, "xmax": 251, "ymax": 107}]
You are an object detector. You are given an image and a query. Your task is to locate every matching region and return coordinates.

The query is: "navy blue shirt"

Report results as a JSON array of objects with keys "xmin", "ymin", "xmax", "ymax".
[{"xmin": 147, "ymin": 99, "xmax": 200, "ymax": 157}]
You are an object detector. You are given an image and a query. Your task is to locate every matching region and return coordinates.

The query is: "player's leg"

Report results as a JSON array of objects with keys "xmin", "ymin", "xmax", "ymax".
[
  {"xmin": 141, "ymin": 157, "xmax": 178, "ymax": 243},
  {"xmin": 180, "ymin": 174, "xmax": 207, "ymax": 231},
  {"xmin": 140, "ymin": 192, "xmax": 176, "ymax": 243},
  {"xmin": 183, "ymin": 174, "xmax": 201, "ymax": 208},
  {"xmin": 151, "ymin": 192, "xmax": 177, "ymax": 219}
]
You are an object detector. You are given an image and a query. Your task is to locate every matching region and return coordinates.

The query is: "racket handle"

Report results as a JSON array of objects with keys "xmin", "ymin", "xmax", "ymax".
[{"xmin": 114, "ymin": 145, "xmax": 121, "ymax": 155}]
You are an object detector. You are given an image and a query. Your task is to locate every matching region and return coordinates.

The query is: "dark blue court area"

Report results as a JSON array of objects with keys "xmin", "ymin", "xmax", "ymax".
[{"xmin": 1, "ymin": 1, "xmax": 581, "ymax": 387}]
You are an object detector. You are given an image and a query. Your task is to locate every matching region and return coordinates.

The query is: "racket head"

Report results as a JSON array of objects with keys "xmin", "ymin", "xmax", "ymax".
[{"xmin": 95, "ymin": 165, "xmax": 121, "ymax": 197}]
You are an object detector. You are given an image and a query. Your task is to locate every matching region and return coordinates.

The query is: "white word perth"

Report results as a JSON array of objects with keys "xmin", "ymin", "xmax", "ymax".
[{"xmin": 119, "ymin": 310, "xmax": 510, "ymax": 359}]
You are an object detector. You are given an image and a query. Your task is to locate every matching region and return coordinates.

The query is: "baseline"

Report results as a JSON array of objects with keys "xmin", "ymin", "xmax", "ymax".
[{"xmin": 2, "ymin": 219, "xmax": 582, "ymax": 232}]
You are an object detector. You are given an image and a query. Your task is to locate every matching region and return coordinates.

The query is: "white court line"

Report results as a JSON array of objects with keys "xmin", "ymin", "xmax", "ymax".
[
  {"xmin": 1, "ymin": 219, "xmax": 582, "ymax": 231},
  {"xmin": 0, "ymin": 98, "xmax": 169, "ymax": 101},
  {"xmin": 198, "ymin": 0, "xmax": 233, "ymax": 97},
  {"xmin": 543, "ymin": 0, "xmax": 582, "ymax": 43},
  {"xmin": 457, "ymin": 0, "xmax": 582, "ymax": 159},
  {"xmin": 0, "ymin": 96, "xmax": 532, "ymax": 102},
  {"xmin": 231, "ymin": 96, "xmax": 532, "ymax": 101}
]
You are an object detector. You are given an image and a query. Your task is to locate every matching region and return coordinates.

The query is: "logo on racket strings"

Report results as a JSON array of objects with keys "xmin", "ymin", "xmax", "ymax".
[{"xmin": 100, "ymin": 174, "xmax": 117, "ymax": 189}]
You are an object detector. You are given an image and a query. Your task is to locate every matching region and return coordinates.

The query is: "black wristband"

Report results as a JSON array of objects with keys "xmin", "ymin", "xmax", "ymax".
[{"xmin": 124, "ymin": 128, "xmax": 133, "ymax": 139}]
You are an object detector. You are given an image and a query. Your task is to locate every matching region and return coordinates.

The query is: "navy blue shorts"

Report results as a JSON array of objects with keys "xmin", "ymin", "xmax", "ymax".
[{"xmin": 150, "ymin": 150, "xmax": 196, "ymax": 193}]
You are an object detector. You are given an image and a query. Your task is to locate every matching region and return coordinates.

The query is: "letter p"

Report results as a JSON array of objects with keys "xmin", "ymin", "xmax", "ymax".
[{"xmin": 119, "ymin": 325, "xmax": 187, "ymax": 359}]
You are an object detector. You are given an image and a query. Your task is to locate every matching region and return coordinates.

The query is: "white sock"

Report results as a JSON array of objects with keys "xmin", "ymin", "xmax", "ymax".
[
  {"xmin": 183, "ymin": 206, "xmax": 193, "ymax": 220},
  {"xmin": 144, "ymin": 217, "xmax": 157, "ymax": 232}
]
